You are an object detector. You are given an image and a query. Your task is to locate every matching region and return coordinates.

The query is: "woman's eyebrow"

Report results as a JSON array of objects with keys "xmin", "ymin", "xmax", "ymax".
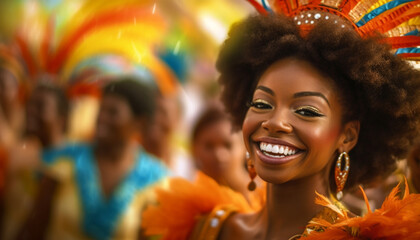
[
  {"xmin": 256, "ymin": 86, "xmax": 275, "ymax": 96},
  {"xmin": 293, "ymin": 91, "xmax": 330, "ymax": 107}
]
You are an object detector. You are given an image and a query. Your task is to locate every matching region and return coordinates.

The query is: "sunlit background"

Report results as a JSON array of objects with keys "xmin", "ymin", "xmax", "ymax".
[{"xmin": 0, "ymin": 0, "xmax": 256, "ymax": 142}]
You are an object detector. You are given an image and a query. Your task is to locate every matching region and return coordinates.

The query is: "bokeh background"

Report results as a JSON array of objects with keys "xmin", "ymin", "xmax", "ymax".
[{"xmin": 0, "ymin": 0, "xmax": 256, "ymax": 143}]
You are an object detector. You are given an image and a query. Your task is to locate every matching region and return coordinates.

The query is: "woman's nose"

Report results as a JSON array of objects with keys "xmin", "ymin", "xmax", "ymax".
[{"xmin": 261, "ymin": 109, "xmax": 293, "ymax": 134}]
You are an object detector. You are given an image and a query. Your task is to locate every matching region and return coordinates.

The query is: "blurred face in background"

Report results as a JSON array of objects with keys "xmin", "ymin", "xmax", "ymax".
[
  {"xmin": 25, "ymin": 88, "xmax": 65, "ymax": 146},
  {"xmin": 0, "ymin": 68, "xmax": 19, "ymax": 115},
  {"xmin": 192, "ymin": 118, "xmax": 246, "ymax": 182},
  {"xmin": 142, "ymin": 95, "xmax": 179, "ymax": 159},
  {"xmin": 95, "ymin": 94, "xmax": 139, "ymax": 147}
]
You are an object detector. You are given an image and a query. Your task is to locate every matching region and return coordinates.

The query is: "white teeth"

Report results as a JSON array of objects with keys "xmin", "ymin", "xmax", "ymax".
[
  {"xmin": 264, "ymin": 152, "xmax": 285, "ymax": 158},
  {"xmin": 260, "ymin": 142, "xmax": 267, "ymax": 151},
  {"xmin": 259, "ymin": 142, "xmax": 299, "ymax": 156},
  {"xmin": 279, "ymin": 146, "xmax": 284, "ymax": 154},
  {"xmin": 272, "ymin": 145, "xmax": 279, "ymax": 154}
]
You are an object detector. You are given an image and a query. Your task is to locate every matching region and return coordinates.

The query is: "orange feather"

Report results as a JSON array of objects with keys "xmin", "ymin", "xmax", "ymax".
[
  {"xmin": 141, "ymin": 172, "xmax": 261, "ymax": 240},
  {"xmin": 305, "ymin": 180, "xmax": 420, "ymax": 239}
]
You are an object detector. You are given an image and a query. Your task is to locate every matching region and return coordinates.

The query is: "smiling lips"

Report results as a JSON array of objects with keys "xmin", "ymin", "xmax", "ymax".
[
  {"xmin": 260, "ymin": 142, "xmax": 298, "ymax": 157},
  {"xmin": 257, "ymin": 141, "xmax": 303, "ymax": 164}
]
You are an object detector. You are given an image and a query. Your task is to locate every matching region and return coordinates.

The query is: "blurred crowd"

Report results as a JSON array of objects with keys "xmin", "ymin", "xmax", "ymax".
[
  {"xmin": 0, "ymin": 1, "xmax": 260, "ymax": 239},
  {"xmin": 0, "ymin": 0, "xmax": 419, "ymax": 240}
]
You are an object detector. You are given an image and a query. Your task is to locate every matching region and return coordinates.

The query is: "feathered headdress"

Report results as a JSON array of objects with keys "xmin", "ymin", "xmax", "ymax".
[
  {"xmin": 2, "ymin": 0, "xmax": 179, "ymax": 96},
  {"xmin": 247, "ymin": 0, "xmax": 420, "ymax": 60}
]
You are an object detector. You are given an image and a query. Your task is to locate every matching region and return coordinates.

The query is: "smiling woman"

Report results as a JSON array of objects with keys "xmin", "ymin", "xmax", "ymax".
[
  {"xmin": 218, "ymin": 15, "xmax": 420, "ymax": 194},
  {"xmin": 215, "ymin": 14, "xmax": 420, "ymax": 239},
  {"xmin": 243, "ymin": 58, "xmax": 348, "ymax": 186},
  {"xmin": 142, "ymin": 13, "xmax": 420, "ymax": 240}
]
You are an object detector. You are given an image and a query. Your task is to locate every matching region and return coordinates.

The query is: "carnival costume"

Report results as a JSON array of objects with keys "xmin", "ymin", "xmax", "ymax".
[
  {"xmin": 142, "ymin": 173, "xmax": 420, "ymax": 239},
  {"xmin": 248, "ymin": 0, "xmax": 420, "ymax": 60},
  {"xmin": 41, "ymin": 144, "xmax": 168, "ymax": 240},
  {"xmin": 142, "ymin": 0, "xmax": 420, "ymax": 239},
  {"xmin": 142, "ymin": 172, "xmax": 265, "ymax": 240}
]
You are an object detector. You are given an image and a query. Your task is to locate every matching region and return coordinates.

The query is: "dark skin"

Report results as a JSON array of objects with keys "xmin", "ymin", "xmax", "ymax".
[
  {"xmin": 218, "ymin": 58, "xmax": 359, "ymax": 240},
  {"xmin": 95, "ymin": 144, "xmax": 137, "ymax": 198},
  {"xmin": 15, "ymin": 176, "xmax": 58, "ymax": 240},
  {"xmin": 0, "ymin": 68, "xmax": 22, "ymax": 148},
  {"xmin": 8, "ymin": 89, "xmax": 67, "ymax": 174},
  {"xmin": 94, "ymin": 94, "xmax": 141, "ymax": 197},
  {"xmin": 141, "ymin": 94, "xmax": 179, "ymax": 164},
  {"xmin": 16, "ymin": 94, "xmax": 145, "ymax": 239},
  {"xmin": 0, "ymin": 68, "xmax": 19, "ymax": 122},
  {"xmin": 3, "ymin": 87, "xmax": 65, "ymax": 240},
  {"xmin": 24, "ymin": 89, "xmax": 66, "ymax": 148},
  {"xmin": 5, "ymin": 88, "xmax": 65, "ymax": 201},
  {"xmin": 0, "ymin": 69, "xmax": 22, "ymax": 237},
  {"xmin": 192, "ymin": 119, "xmax": 250, "ymax": 200}
]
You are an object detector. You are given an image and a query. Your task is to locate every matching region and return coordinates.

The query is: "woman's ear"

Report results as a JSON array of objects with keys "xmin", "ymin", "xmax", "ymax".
[{"xmin": 338, "ymin": 120, "xmax": 360, "ymax": 153}]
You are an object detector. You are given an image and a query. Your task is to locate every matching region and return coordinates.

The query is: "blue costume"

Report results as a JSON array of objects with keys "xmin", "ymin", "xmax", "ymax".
[{"xmin": 42, "ymin": 143, "xmax": 168, "ymax": 240}]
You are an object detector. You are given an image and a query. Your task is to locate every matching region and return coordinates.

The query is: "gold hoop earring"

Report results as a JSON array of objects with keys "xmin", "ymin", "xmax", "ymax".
[
  {"xmin": 246, "ymin": 152, "xmax": 256, "ymax": 191},
  {"xmin": 335, "ymin": 151, "xmax": 350, "ymax": 200}
]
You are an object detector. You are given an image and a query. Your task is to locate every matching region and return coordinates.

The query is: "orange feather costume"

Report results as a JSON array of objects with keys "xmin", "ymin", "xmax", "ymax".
[
  {"xmin": 142, "ymin": 172, "xmax": 264, "ymax": 240},
  {"xmin": 142, "ymin": 173, "xmax": 420, "ymax": 239},
  {"xmin": 304, "ymin": 180, "xmax": 420, "ymax": 239}
]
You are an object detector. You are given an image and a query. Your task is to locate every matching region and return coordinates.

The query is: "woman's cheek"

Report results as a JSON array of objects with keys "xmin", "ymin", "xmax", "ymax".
[{"xmin": 299, "ymin": 120, "xmax": 341, "ymax": 145}]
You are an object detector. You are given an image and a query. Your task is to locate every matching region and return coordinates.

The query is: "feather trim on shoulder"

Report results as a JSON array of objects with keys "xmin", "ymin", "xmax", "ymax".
[
  {"xmin": 141, "ymin": 172, "xmax": 259, "ymax": 240},
  {"xmin": 305, "ymin": 179, "xmax": 420, "ymax": 239}
]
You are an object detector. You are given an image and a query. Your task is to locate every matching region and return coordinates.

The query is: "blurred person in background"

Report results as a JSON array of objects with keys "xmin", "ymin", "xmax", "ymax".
[
  {"xmin": 191, "ymin": 102, "xmax": 262, "ymax": 204},
  {"xmin": 15, "ymin": 78, "xmax": 168, "ymax": 240},
  {"xmin": 1, "ymin": 81, "xmax": 70, "ymax": 239},
  {"xmin": 0, "ymin": 66, "xmax": 23, "ymax": 149},
  {"xmin": 141, "ymin": 93, "xmax": 179, "ymax": 165},
  {"xmin": 0, "ymin": 63, "xmax": 24, "ymax": 229},
  {"xmin": 142, "ymin": 92, "xmax": 195, "ymax": 180},
  {"xmin": 23, "ymin": 81, "xmax": 69, "ymax": 149}
]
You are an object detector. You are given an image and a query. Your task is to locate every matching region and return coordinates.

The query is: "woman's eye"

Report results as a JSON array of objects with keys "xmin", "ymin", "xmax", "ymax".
[
  {"xmin": 249, "ymin": 100, "xmax": 272, "ymax": 110},
  {"xmin": 295, "ymin": 107, "xmax": 324, "ymax": 117}
]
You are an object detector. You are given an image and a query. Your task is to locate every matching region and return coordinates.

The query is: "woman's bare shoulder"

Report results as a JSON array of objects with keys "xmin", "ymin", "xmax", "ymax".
[{"xmin": 218, "ymin": 211, "xmax": 261, "ymax": 240}]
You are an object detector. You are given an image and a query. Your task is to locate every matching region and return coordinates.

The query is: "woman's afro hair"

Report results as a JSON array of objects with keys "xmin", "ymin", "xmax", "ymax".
[{"xmin": 216, "ymin": 14, "xmax": 420, "ymax": 190}]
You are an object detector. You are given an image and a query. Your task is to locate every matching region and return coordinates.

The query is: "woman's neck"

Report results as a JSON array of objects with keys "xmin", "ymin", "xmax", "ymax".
[
  {"xmin": 260, "ymin": 173, "xmax": 328, "ymax": 239},
  {"xmin": 94, "ymin": 140, "xmax": 135, "ymax": 162},
  {"xmin": 41, "ymin": 131, "xmax": 65, "ymax": 149},
  {"xmin": 94, "ymin": 140, "xmax": 137, "ymax": 198}
]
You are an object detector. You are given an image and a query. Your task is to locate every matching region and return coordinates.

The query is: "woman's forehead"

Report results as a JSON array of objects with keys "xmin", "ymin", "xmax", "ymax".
[{"xmin": 257, "ymin": 58, "xmax": 335, "ymax": 95}]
